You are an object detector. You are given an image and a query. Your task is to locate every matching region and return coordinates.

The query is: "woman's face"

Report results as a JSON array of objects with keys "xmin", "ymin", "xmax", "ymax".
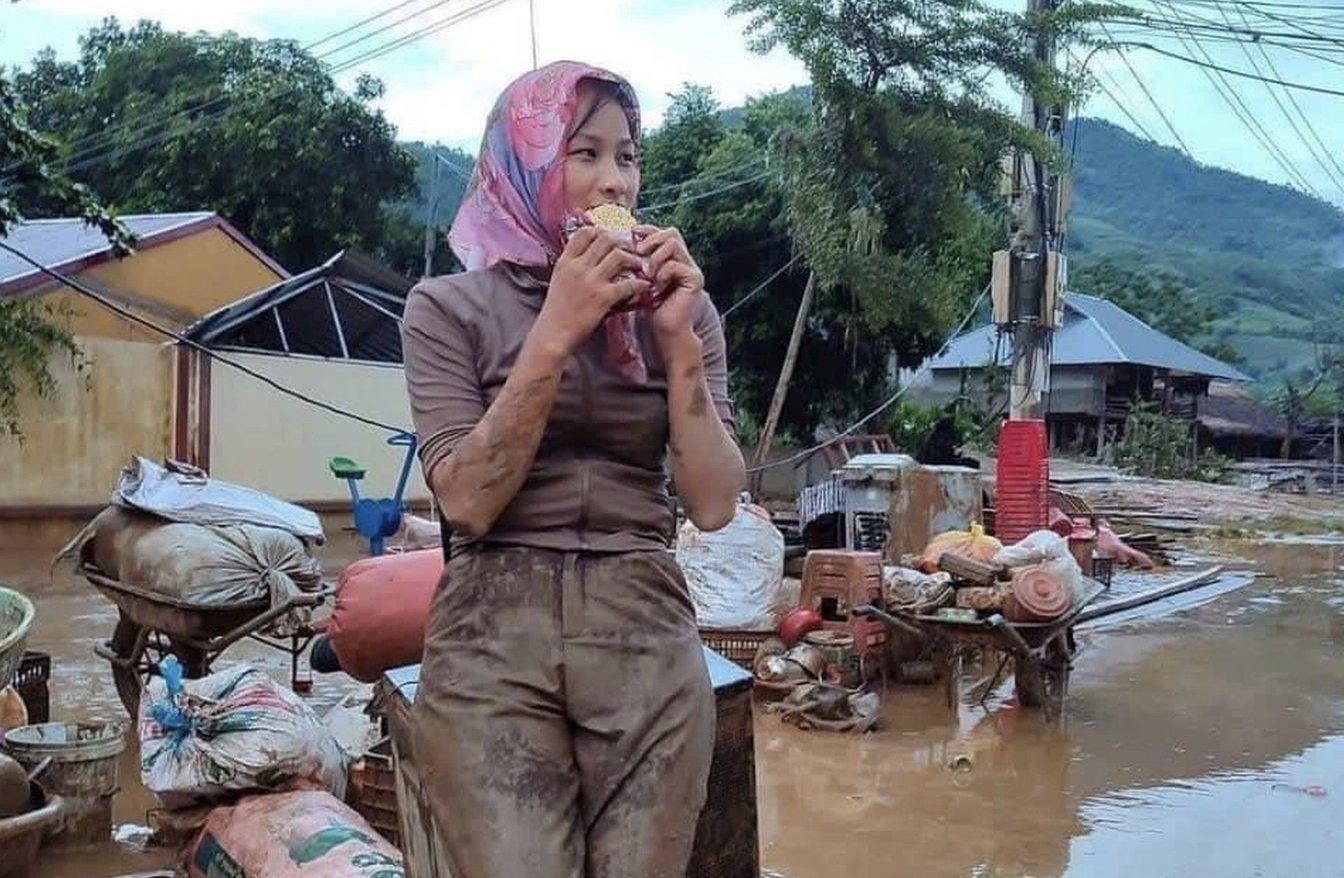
[{"xmin": 562, "ymin": 83, "xmax": 640, "ymax": 214}]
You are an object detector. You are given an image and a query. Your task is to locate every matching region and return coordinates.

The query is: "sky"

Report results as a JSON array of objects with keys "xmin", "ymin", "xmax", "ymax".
[{"xmin": 3, "ymin": 0, "xmax": 1343, "ymax": 208}]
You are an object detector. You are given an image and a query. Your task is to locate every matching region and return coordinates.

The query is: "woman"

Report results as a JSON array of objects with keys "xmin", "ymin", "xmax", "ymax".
[{"xmin": 399, "ymin": 60, "xmax": 746, "ymax": 878}]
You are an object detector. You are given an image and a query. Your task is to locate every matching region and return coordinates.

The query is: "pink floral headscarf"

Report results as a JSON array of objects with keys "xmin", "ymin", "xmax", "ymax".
[{"xmin": 448, "ymin": 61, "xmax": 650, "ymax": 380}]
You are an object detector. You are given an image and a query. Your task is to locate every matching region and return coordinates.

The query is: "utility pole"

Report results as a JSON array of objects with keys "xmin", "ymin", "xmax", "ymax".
[
  {"xmin": 996, "ymin": 0, "xmax": 1069, "ymax": 420},
  {"xmin": 423, "ymin": 154, "xmax": 442, "ymax": 278},
  {"xmin": 990, "ymin": 0, "xmax": 1068, "ymax": 542}
]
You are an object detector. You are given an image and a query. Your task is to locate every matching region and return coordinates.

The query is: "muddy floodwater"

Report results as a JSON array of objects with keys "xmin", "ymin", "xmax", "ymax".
[{"xmin": 3, "ymin": 532, "xmax": 1342, "ymax": 878}]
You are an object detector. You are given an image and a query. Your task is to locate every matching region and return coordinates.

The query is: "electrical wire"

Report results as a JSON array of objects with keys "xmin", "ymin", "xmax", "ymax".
[
  {"xmin": 0, "ymin": 239, "xmax": 407, "ymax": 434},
  {"xmin": 43, "ymin": 0, "xmax": 466, "ymax": 172},
  {"xmin": 745, "ymin": 284, "xmax": 992, "ymax": 475},
  {"xmin": 719, "ymin": 255, "xmax": 803, "ymax": 321},
  {"xmin": 1134, "ymin": 40, "xmax": 1344, "ymax": 96},
  {"xmin": 53, "ymin": 0, "xmax": 510, "ymax": 175},
  {"xmin": 1096, "ymin": 23, "xmax": 1196, "ymax": 154},
  {"xmin": 640, "ymin": 170, "xmax": 773, "ymax": 214}
]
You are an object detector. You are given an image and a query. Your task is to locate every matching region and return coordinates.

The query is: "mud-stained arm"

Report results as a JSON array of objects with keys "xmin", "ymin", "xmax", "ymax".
[
  {"xmin": 430, "ymin": 334, "xmax": 567, "ymax": 538},
  {"xmin": 662, "ymin": 297, "xmax": 745, "ymax": 532}
]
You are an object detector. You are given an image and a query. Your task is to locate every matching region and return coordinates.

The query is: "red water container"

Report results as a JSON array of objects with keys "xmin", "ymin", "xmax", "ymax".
[{"xmin": 995, "ymin": 418, "xmax": 1050, "ymax": 545}]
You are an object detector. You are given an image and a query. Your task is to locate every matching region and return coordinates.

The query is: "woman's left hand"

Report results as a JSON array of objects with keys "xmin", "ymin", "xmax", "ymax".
[{"xmin": 635, "ymin": 224, "xmax": 704, "ymax": 357}]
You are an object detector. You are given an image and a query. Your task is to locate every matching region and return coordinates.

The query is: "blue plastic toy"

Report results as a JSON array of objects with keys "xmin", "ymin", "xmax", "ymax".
[{"xmin": 329, "ymin": 431, "xmax": 418, "ymax": 556}]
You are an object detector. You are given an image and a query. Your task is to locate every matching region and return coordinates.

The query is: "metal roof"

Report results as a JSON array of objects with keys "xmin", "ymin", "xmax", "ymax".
[
  {"xmin": 182, "ymin": 250, "xmax": 413, "ymax": 364},
  {"xmin": 924, "ymin": 292, "xmax": 1251, "ymax": 382},
  {"xmin": 0, "ymin": 211, "xmax": 287, "ymax": 294}
]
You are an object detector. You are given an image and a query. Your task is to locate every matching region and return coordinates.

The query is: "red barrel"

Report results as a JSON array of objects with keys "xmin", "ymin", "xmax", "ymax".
[{"xmin": 995, "ymin": 419, "xmax": 1050, "ymax": 545}]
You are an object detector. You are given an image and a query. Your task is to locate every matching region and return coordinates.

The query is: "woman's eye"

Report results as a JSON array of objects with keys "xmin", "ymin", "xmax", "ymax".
[{"xmin": 571, "ymin": 148, "xmax": 597, "ymax": 159}]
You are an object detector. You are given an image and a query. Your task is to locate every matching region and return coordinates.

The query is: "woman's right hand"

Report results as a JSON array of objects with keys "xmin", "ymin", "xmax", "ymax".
[{"xmin": 534, "ymin": 227, "xmax": 651, "ymax": 356}]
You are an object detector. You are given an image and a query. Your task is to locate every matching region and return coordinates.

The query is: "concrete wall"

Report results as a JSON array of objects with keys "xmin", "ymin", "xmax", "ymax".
[
  {"xmin": 0, "ymin": 337, "xmax": 175, "ymax": 508},
  {"xmin": 207, "ymin": 352, "xmax": 433, "ymax": 507}
]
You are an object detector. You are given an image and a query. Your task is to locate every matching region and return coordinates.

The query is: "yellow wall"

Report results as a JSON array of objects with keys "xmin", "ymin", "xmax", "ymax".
[
  {"xmin": 35, "ymin": 226, "xmax": 285, "ymax": 343},
  {"xmin": 0, "ymin": 337, "xmax": 175, "ymax": 507},
  {"xmin": 208, "ymin": 353, "xmax": 432, "ymax": 507}
]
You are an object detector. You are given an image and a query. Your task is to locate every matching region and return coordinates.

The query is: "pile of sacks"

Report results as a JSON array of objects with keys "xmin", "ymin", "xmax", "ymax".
[{"xmin": 141, "ymin": 657, "xmax": 405, "ymax": 878}]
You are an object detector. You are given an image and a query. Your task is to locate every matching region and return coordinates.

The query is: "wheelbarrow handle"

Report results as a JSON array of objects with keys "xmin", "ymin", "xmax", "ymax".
[{"xmin": 851, "ymin": 604, "xmax": 933, "ymax": 641}]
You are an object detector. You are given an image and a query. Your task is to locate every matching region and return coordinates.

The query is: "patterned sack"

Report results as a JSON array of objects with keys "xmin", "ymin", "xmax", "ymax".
[
  {"xmin": 186, "ymin": 790, "xmax": 405, "ymax": 878},
  {"xmin": 140, "ymin": 658, "xmax": 348, "ymax": 810}
]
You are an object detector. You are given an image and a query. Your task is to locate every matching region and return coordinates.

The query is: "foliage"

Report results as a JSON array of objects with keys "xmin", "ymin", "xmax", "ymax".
[
  {"xmin": 710, "ymin": 0, "xmax": 1103, "ymax": 441},
  {"xmin": 1, "ymin": 64, "xmax": 132, "ymax": 439},
  {"xmin": 1109, "ymin": 402, "xmax": 1232, "ymax": 483},
  {"xmin": 11, "ymin": 18, "xmax": 418, "ymax": 272}
]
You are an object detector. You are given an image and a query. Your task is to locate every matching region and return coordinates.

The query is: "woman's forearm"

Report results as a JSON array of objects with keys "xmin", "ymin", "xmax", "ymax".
[
  {"xmin": 432, "ymin": 332, "xmax": 568, "ymax": 538},
  {"xmin": 664, "ymin": 333, "xmax": 746, "ymax": 531}
]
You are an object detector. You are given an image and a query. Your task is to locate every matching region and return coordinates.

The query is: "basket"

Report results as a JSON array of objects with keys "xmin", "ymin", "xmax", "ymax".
[
  {"xmin": 0, "ymin": 587, "xmax": 36, "ymax": 692},
  {"xmin": 698, "ymin": 629, "xmax": 775, "ymax": 671},
  {"xmin": 350, "ymin": 738, "xmax": 401, "ymax": 849},
  {"xmin": 13, "ymin": 652, "xmax": 51, "ymax": 724}
]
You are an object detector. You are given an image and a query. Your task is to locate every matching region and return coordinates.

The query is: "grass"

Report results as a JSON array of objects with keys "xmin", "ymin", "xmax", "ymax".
[{"xmin": 1208, "ymin": 514, "xmax": 1344, "ymax": 540}]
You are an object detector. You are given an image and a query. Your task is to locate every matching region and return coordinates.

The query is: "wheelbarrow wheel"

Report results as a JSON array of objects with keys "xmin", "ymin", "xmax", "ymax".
[
  {"xmin": 106, "ymin": 612, "xmax": 209, "ymax": 720},
  {"xmin": 1014, "ymin": 640, "xmax": 1071, "ymax": 719}
]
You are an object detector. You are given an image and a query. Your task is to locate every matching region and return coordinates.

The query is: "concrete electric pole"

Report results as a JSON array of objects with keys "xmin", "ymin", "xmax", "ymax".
[{"xmin": 995, "ymin": 0, "xmax": 1070, "ymax": 421}]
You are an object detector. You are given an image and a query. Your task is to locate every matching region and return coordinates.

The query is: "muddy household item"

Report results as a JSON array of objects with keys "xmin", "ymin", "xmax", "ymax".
[
  {"xmin": 0, "ymin": 588, "xmax": 36, "ymax": 693},
  {"xmin": 778, "ymin": 607, "xmax": 824, "ymax": 648},
  {"xmin": 955, "ymin": 586, "xmax": 1009, "ymax": 613},
  {"xmin": 82, "ymin": 564, "xmax": 333, "ymax": 719},
  {"xmin": 799, "ymin": 550, "xmax": 888, "ymax": 679},
  {"xmin": 326, "ymin": 548, "xmax": 441, "ymax": 683},
  {"xmin": 994, "ymin": 419, "xmax": 1050, "ymax": 544},
  {"xmin": 1004, "ymin": 565, "xmax": 1072, "ymax": 623},
  {"xmin": 1066, "ymin": 522, "xmax": 1098, "ymax": 577},
  {"xmin": 1, "ymin": 720, "xmax": 124, "ymax": 848},
  {"xmin": 803, "ymin": 629, "xmax": 860, "ymax": 688},
  {"xmin": 0, "ymin": 780, "xmax": 65, "ymax": 878},
  {"xmin": 0, "ymin": 753, "xmax": 27, "ymax": 818},
  {"xmin": 897, "ymin": 660, "xmax": 938, "ymax": 685},
  {"xmin": 11, "ymin": 653, "xmax": 50, "ymax": 725}
]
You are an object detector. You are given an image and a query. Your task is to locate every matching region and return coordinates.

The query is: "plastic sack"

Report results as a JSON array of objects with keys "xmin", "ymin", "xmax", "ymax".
[
  {"xmin": 113, "ymin": 456, "xmax": 325, "ymax": 542},
  {"xmin": 326, "ymin": 549, "xmax": 442, "ymax": 683},
  {"xmin": 56, "ymin": 506, "xmax": 323, "ymax": 635},
  {"xmin": 396, "ymin": 514, "xmax": 442, "ymax": 551},
  {"xmin": 185, "ymin": 790, "xmax": 405, "ymax": 878},
  {"xmin": 918, "ymin": 523, "xmax": 1003, "ymax": 573},
  {"xmin": 676, "ymin": 503, "xmax": 785, "ymax": 631},
  {"xmin": 993, "ymin": 529, "xmax": 1084, "ymax": 603},
  {"xmin": 140, "ymin": 658, "xmax": 348, "ymax": 811}
]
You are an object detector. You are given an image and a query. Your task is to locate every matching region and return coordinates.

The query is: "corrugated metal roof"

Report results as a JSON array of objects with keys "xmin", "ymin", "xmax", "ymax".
[
  {"xmin": 182, "ymin": 250, "xmax": 412, "ymax": 364},
  {"xmin": 0, "ymin": 212, "xmax": 216, "ymax": 287},
  {"xmin": 924, "ymin": 292, "xmax": 1251, "ymax": 382}
]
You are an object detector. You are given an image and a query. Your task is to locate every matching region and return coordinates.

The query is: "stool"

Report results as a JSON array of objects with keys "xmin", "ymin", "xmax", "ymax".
[{"xmin": 799, "ymin": 550, "xmax": 889, "ymax": 678}]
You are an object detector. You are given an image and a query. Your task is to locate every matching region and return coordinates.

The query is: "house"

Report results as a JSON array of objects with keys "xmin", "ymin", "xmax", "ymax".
[
  {"xmin": 178, "ymin": 250, "xmax": 432, "ymax": 510},
  {"xmin": 906, "ymin": 292, "xmax": 1252, "ymax": 455},
  {"xmin": 0, "ymin": 212, "xmax": 288, "ymax": 537}
]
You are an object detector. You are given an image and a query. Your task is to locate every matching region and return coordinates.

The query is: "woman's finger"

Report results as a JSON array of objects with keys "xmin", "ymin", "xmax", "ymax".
[{"xmin": 595, "ymin": 244, "xmax": 643, "ymax": 279}]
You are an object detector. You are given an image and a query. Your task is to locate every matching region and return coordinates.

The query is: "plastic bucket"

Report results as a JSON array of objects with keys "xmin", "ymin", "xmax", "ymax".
[{"xmin": 2, "ymin": 722, "xmax": 125, "ymax": 848}]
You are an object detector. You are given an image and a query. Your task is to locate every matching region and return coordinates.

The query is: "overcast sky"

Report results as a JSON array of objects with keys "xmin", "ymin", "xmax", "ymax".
[{"xmin": 4, "ymin": 0, "xmax": 1343, "ymax": 208}]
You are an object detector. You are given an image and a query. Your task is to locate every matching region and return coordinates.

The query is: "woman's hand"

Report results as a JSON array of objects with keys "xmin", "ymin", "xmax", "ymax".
[
  {"xmin": 636, "ymin": 224, "xmax": 704, "ymax": 362},
  {"xmin": 534, "ymin": 227, "xmax": 651, "ymax": 357}
]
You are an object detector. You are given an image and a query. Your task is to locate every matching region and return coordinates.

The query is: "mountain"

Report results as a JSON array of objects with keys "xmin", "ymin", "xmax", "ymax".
[{"xmin": 1064, "ymin": 117, "xmax": 1344, "ymax": 381}]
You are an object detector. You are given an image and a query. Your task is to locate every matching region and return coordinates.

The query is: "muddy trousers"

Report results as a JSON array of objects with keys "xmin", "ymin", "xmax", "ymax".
[{"xmin": 410, "ymin": 546, "xmax": 715, "ymax": 878}]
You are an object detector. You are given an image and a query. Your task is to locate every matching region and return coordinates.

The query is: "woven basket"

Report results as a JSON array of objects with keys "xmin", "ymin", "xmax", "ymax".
[
  {"xmin": 0, "ymin": 587, "xmax": 36, "ymax": 691},
  {"xmin": 698, "ymin": 629, "xmax": 775, "ymax": 671}
]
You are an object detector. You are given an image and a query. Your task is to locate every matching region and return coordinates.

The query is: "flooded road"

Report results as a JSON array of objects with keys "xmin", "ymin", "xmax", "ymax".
[{"xmin": 3, "ymin": 532, "xmax": 1342, "ymax": 878}]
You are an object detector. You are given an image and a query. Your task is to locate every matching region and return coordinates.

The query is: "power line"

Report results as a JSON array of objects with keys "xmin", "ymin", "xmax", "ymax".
[
  {"xmin": 1221, "ymin": 0, "xmax": 1344, "ymax": 196},
  {"xmin": 1097, "ymin": 23, "xmax": 1196, "ymax": 154},
  {"xmin": 1134, "ymin": 40, "xmax": 1344, "ymax": 97},
  {"xmin": 720, "ymin": 255, "xmax": 803, "ymax": 321},
  {"xmin": 0, "ymin": 239, "xmax": 406, "ymax": 434},
  {"xmin": 640, "ymin": 170, "xmax": 773, "ymax": 214},
  {"xmin": 55, "ymin": 0, "xmax": 510, "ymax": 176},
  {"xmin": 745, "ymin": 284, "xmax": 991, "ymax": 475}
]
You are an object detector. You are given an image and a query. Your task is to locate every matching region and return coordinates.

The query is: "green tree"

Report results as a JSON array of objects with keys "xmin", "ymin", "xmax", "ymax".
[
  {"xmin": 1, "ymin": 69, "xmax": 132, "ymax": 439},
  {"xmin": 12, "ymin": 18, "xmax": 418, "ymax": 272},
  {"xmin": 719, "ymin": 0, "xmax": 1102, "ymax": 437}
]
